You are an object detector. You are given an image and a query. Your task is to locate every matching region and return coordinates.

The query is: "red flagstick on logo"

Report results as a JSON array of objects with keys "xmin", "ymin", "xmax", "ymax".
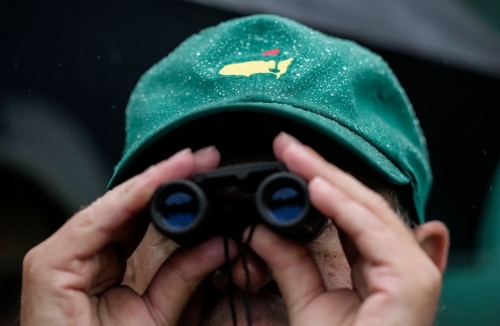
[{"xmin": 262, "ymin": 48, "xmax": 280, "ymax": 56}]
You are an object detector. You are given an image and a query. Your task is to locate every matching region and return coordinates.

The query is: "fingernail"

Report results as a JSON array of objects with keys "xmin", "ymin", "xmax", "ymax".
[
  {"xmin": 279, "ymin": 131, "xmax": 301, "ymax": 144},
  {"xmin": 194, "ymin": 145, "xmax": 216, "ymax": 155},
  {"xmin": 310, "ymin": 176, "xmax": 330, "ymax": 190},
  {"xmin": 171, "ymin": 147, "xmax": 192, "ymax": 159},
  {"xmin": 145, "ymin": 164, "xmax": 157, "ymax": 173},
  {"xmin": 242, "ymin": 226, "xmax": 253, "ymax": 243}
]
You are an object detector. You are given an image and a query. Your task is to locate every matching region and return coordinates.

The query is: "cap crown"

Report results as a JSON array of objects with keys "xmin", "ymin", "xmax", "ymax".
[{"xmin": 111, "ymin": 14, "xmax": 431, "ymax": 222}]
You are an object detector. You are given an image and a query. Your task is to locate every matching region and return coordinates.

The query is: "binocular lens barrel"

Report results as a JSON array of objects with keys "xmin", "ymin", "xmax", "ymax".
[
  {"xmin": 150, "ymin": 180, "xmax": 210, "ymax": 245},
  {"xmin": 159, "ymin": 191, "xmax": 198, "ymax": 229},
  {"xmin": 150, "ymin": 172, "xmax": 326, "ymax": 245},
  {"xmin": 265, "ymin": 186, "xmax": 304, "ymax": 222},
  {"xmin": 256, "ymin": 172, "xmax": 325, "ymax": 241}
]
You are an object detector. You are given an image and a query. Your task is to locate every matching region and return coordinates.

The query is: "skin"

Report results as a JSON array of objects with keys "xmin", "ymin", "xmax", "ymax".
[{"xmin": 21, "ymin": 132, "xmax": 449, "ymax": 326}]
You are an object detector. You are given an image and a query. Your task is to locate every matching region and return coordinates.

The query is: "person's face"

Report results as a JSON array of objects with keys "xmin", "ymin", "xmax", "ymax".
[{"xmin": 122, "ymin": 144, "xmax": 390, "ymax": 326}]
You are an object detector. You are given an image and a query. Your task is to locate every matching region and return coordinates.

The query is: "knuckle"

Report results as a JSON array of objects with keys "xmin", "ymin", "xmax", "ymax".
[
  {"xmin": 22, "ymin": 247, "xmax": 37, "ymax": 270},
  {"xmin": 75, "ymin": 210, "xmax": 94, "ymax": 229},
  {"xmin": 75, "ymin": 200, "xmax": 99, "ymax": 226},
  {"xmin": 114, "ymin": 178, "xmax": 152, "ymax": 215},
  {"xmin": 22, "ymin": 245, "xmax": 45, "ymax": 279},
  {"xmin": 372, "ymin": 192, "xmax": 391, "ymax": 209},
  {"xmin": 73, "ymin": 196, "xmax": 107, "ymax": 230},
  {"xmin": 117, "ymin": 180, "xmax": 135, "ymax": 197},
  {"xmin": 166, "ymin": 258, "xmax": 194, "ymax": 289}
]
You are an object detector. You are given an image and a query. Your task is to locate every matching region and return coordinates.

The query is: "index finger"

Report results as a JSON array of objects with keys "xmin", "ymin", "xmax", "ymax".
[
  {"xmin": 308, "ymin": 176, "xmax": 416, "ymax": 265},
  {"xmin": 273, "ymin": 133, "xmax": 408, "ymax": 233},
  {"xmin": 50, "ymin": 148, "xmax": 196, "ymax": 261},
  {"xmin": 273, "ymin": 133, "xmax": 419, "ymax": 266}
]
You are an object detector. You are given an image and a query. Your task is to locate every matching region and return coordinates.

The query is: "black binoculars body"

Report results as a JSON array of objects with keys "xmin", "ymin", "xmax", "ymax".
[{"xmin": 149, "ymin": 162, "xmax": 327, "ymax": 246}]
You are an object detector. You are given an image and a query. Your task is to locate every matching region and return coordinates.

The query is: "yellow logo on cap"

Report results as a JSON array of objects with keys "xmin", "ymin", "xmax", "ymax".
[{"xmin": 219, "ymin": 49, "xmax": 293, "ymax": 79}]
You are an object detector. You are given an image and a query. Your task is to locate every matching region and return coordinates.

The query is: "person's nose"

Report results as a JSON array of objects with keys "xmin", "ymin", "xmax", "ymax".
[{"xmin": 213, "ymin": 247, "xmax": 273, "ymax": 292}]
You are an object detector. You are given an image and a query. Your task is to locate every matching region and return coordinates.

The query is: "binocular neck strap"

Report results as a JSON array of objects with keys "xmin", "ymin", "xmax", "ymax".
[{"xmin": 222, "ymin": 219, "xmax": 257, "ymax": 326}]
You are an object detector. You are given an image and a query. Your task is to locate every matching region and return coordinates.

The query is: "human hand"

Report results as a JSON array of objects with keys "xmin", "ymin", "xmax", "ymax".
[
  {"xmin": 245, "ymin": 132, "xmax": 449, "ymax": 326},
  {"xmin": 21, "ymin": 147, "xmax": 237, "ymax": 326}
]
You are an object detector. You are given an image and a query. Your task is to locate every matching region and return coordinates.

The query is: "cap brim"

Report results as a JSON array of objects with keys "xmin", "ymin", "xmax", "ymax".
[{"xmin": 108, "ymin": 102, "xmax": 410, "ymax": 188}]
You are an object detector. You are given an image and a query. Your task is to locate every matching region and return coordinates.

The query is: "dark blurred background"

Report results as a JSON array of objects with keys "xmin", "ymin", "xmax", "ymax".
[{"xmin": 1, "ymin": 0, "xmax": 499, "ymax": 324}]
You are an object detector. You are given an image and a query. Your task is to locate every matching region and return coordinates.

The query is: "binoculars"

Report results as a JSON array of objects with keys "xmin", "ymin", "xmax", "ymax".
[{"xmin": 149, "ymin": 162, "xmax": 327, "ymax": 246}]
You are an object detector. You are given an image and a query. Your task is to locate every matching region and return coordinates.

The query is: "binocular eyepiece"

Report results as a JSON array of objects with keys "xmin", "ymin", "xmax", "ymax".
[{"xmin": 149, "ymin": 162, "xmax": 327, "ymax": 246}]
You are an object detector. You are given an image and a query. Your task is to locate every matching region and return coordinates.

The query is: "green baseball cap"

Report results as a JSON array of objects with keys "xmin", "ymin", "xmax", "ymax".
[{"xmin": 108, "ymin": 14, "xmax": 432, "ymax": 223}]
